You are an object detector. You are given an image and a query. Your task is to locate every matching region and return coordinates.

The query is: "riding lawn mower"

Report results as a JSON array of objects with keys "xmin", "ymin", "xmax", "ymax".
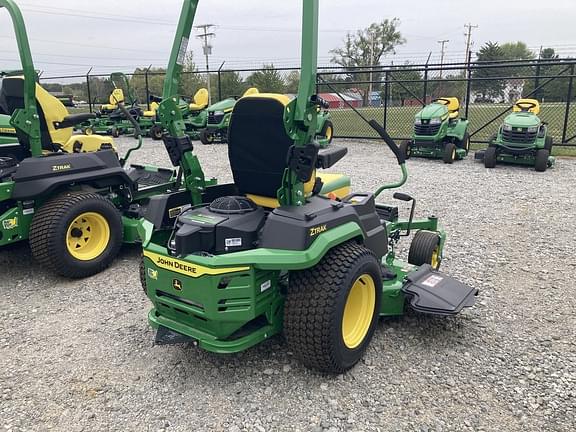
[
  {"xmin": 139, "ymin": 0, "xmax": 478, "ymax": 373},
  {"xmin": 402, "ymin": 97, "xmax": 470, "ymax": 163},
  {"xmin": 475, "ymin": 98, "xmax": 555, "ymax": 172}
]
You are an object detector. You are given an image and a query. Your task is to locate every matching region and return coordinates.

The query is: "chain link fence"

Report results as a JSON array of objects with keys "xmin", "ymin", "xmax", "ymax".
[{"xmin": 39, "ymin": 58, "xmax": 576, "ymax": 146}]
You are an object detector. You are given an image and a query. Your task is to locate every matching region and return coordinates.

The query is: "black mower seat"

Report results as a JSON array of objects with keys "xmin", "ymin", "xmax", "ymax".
[{"xmin": 227, "ymin": 94, "xmax": 349, "ymax": 208}]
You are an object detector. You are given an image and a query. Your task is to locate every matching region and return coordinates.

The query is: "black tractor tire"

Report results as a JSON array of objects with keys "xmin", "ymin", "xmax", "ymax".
[
  {"xmin": 284, "ymin": 242, "xmax": 382, "ymax": 374},
  {"xmin": 535, "ymin": 148, "xmax": 549, "ymax": 172},
  {"xmin": 408, "ymin": 230, "xmax": 442, "ymax": 270},
  {"xmin": 443, "ymin": 142, "xmax": 457, "ymax": 164},
  {"xmin": 320, "ymin": 120, "xmax": 334, "ymax": 144},
  {"xmin": 111, "ymin": 127, "xmax": 120, "ymax": 138},
  {"xmin": 458, "ymin": 132, "xmax": 470, "ymax": 153},
  {"xmin": 399, "ymin": 140, "xmax": 412, "ymax": 159},
  {"xmin": 149, "ymin": 125, "xmax": 164, "ymax": 141},
  {"xmin": 199, "ymin": 129, "xmax": 214, "ymax": 145},
  {"xmin": 29, "ymin": 192, "xmax": 123, "ymax": 278},
  {"xmin": 484, "ymin": 146, "xmax": 497, "ymax": 168},
  {"xmin": 544, "ymin": 135, "xmax": 553, "ymax": 152}
]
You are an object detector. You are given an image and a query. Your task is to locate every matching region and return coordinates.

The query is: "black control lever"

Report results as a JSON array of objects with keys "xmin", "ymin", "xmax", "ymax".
[
  {"xmin": 310, "ymin": 94, "xmax": 330, "ymax": 109},
  {"xmin": 368, "ymin": 120, "xmax": 406, "ymax": 165},
  {"xmin": 393, "ymin": 192, "xmax": 416, "ymax": 236}
]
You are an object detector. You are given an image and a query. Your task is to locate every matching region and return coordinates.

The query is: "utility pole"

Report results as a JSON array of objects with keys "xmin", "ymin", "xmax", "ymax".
[
  {"xmin": 437, "ymin": 39, "xmax": 449, "ymax": 79},
  {"xmin": 195, "ymin": 24, "xmax": 216, "ymax": 104},
  {"xmin": 368, "ymin": 33, "xmax": 375, "ymax": 105},
  {"xmin": 464, "ymin": 23, "xmax": 478, "ymax": 66}
]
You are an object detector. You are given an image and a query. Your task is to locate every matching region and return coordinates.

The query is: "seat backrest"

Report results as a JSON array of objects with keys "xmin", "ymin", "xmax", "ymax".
[
  {"xmin": 0, "ymin": 76, "xmax": 69, "ymax": 152},
  {"xmin": 228, "ymin": 94, "xmax": 295, "ymax": 198},
  {"xmin": 109, "ymin": 88, "xmax": 124, "ymax": 105},
  {"xmin": 242, "ymin": 87, "xmax": 259, "ymax": 97},
  {"xmin": 435, "ymin": 97, "xmax": 460, "ymax": 112},
  {"xmin": 513, "ymin": 98, "xmax": 540, "ymax": 114},
  {"xmin": 193, "ymin": 88, "xmax": 209, "ymax": 108}
]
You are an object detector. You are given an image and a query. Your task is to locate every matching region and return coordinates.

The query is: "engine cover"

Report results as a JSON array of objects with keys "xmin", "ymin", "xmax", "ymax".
[{"xmin": 169, "ymin": 197, "xmax": 265, "ymax": 257}]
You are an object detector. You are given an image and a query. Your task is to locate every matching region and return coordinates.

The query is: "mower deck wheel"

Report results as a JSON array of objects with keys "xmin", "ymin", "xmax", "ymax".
[
  {"xmin": 484, "ymin": 146, "xmax": 497, "ymax": 168},
  {"xmin": 284, "ymin": 241, "xmax": 381, "ymax": 373},
  {"xmin": 408, "ymin": 230, "xmax": 441, "ymax": 270},
  {"xmin": 111, "ymin": 127, "xmax": 120, "ymax": 138},
  {"xmin": 443, "ymin": 143, "xmax": 456, "ymax": 164},
  {"xmin": 399, "ymin": 140, "xmax": 411, "ymax": 159},
  {"xmin": 29, "ymin": 192, "xmax": 123, "ymax": 278},
  {"xmin": 535, "ymin": 148, "xmax": 549, "ymax": 172}
]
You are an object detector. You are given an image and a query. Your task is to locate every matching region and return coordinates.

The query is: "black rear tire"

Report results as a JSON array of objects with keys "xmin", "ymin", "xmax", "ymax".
[
  {"xmin": 535, "ymin": 148, "xmax": 549, "ymax": 172},
  {"xmin": 284, "ymin": 242, "xmax": 382, "ymax": 374},
  {"xmin": 199, "ymin": 129, "xmax": 214, "ymax": 145},
  {"xmin": 399, "ymin": 140, "xmax": 411, "ymax": 159},
  {"xmin": 29, "ymin": 192, "xmax": 123, "ymax": 278},
  {"xmin": 111, "ymin": 127, "xmax": 120, "ymax": 138},
  {"xmin": 484, "ymin": 146, "xmax": 497, "ymax": 168},
  {"xmin": 149, "ymin": 125, "xmax": 163, "ymax": 140},
  {"xmin": 458, "ymin": 132, "xmax": 470, "ymax": 153},
  {"xmin": 320, "ymin": 120, "xmax": 334, "ymax": 144},
  {"xmin": 443, "ymin": 143, "xmax": 456, "ymax": 164},
  {"xmin": 544, "ymin": 136, "xmax": 553, "ymax": 152},
  {"xmin": 408, "ymin": 230, "xmax": 441, "ymax": 270}
]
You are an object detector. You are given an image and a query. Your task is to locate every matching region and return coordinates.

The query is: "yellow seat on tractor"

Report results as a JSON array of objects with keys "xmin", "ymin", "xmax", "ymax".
[
  {"xmin": 0, "ymin": 76, "xmax": 115, "ymax": 157},
  {"xmin": 435, "ymin": 97, "xmax": 460, "ymax": 119},
  {"xmin": 100, "ymin": 88, "xmax": 125, "ymax": 112},
  {"xmin": 242, "ymin": 87, "xmax": 259, "ymax": 97},
  {"xmin": 189, "ymin": 88, "xmax": 209, "ymax": 111},
  {"xmin": 143, "ymin": 101, "xmax": 159, "ymax": 118},
  {"xmin": 227, "ymin": 93, "xmax": 350, "ymax": 209},
  {"xmin": 513, "ymin": 98, "xmax": 540, "ymax": 114}
]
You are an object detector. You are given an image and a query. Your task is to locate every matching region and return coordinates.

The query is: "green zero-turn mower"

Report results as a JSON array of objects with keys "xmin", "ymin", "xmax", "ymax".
[
  {"xmin": 84, "ymin": 72, "xmax": 160, "ymax": 139},
  {"xmin": 475, "ymin": 98, "xmax": 555, "ymax": 172},
  {"xmin": 0, "ymin": 0, "xmax": 198, "ymax": 278},
  {"xmin": 139, "ymin": 0, "xmax": 477, "ymax": 373},
  {"xmin": 199, "ymin": 88, "xmax": 334, "ymax": 147},
  {"xmin": 402, "ymin": 97, "xmax": 470, "ymax": 164}
]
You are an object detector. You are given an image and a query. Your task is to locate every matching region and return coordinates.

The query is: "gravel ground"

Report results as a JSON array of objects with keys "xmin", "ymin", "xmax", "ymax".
[{"xmin": 1, "ymin": 136, "xmax": 575, "ymax": 432}]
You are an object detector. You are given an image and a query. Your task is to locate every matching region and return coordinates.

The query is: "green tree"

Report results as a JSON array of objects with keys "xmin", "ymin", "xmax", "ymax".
[
  {"xmin": 246, "ymin": 64, "xmax": 286, "ymax": 93},
  {"xmin": 501, "ymin": 41, "xmax": 535, "ymax": 61},
  {"xmin": 180, "ymin": 52, "xmax": 207, "ymax": 98},
  {"xmin": 388, "ymin": 64, "xmax": 423, "ymax": 106},
  {"xmin": 330, "ymin": 19, "xmax": 405, "ymax": 103},
  {"xmin": 218, "ymin": 70, "xmax": 246, "ymax": 99},
  {"xmin": 472, "ymin": 42, "xmax": 507, "ymax": 101},
  {"xmin": 285, "ymin": 70, "xmax": 300, "ymax": 94}
]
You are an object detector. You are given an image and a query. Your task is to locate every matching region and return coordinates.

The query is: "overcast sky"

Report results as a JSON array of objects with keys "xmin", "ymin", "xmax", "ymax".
[{"xmin": 1, "ymin": 0, "xmax": 575, "ymax": 78}]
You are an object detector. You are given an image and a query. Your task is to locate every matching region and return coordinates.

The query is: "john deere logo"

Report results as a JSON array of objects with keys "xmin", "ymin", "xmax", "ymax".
[
  {"xmin": 172, "ymin": 278, "xmax": 183, "ymax": 291},
  {"xmin": 2, "ymin": 217, "xmax": 18, "ymax": 230}
]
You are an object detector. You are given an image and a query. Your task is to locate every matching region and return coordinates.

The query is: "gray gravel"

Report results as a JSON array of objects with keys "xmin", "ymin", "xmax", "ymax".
[{"xmin": 1, "ymin": 136, "xmax": 575, "ymax": 432}]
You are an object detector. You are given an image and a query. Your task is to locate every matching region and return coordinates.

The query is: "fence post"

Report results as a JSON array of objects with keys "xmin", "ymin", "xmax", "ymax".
[
  {"xmin": 383, "ymin": 70, "xmax": 390, "ymax": 130},
  {"xmin": 85, "ymin": 67, "xmax": 93, "ymax": 113},
  {"xmin": 534, "ymin": 58, "xmax": 541, "ymax": 102},
  {"xmin": 465, "ymin": 51, "xmax": 473, "ymax": 119},
  {"xmin": 217, "ymin": 61, "xmax": 225, "ymax": 101},
  {"xmin": 144, "ymin": 65, "xmax": 152, "ymax": 110},
  {"xmin": 422, "ymin": 64, "xmax": 429, "ymax": 106},
  {"xmin": 561, "ymin": 64, "xmax": 574, "ymax": 143}
]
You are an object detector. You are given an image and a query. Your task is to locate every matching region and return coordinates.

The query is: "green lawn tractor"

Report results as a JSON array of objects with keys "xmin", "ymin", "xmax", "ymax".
[
  {"xmin": 140, "ymin": 0, "xmax": 477, "ymax": 374},
  {"xmin": 401, "ymin": 97, "xmax": 470, "ymax": 163},
  {"xmin": 0, "ymin": 0, "xmax": 200, "ymax": 278},
  {"xmin": 475, "ymin": 99, "xmax": 555, "ymax": 172},
  {"xmin": 199, "ymin": 87, "xmax": 259, "ymax": 144}
]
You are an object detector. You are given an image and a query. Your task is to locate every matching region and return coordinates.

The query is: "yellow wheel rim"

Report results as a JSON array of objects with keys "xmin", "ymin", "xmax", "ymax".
[
  {"xmin": 66, "ymin": 212, "xmax": 110, "ymax": 261},
  {"xmin": 431, "ymin": 247, "xmax": 441, "ymax": 269},
  {"xmin": 85, "ymin": 128, "xmax": 93, "ymax": 136},
  {"xmin": 342, "ymin": 273, "xmax": 376, "ymax": 349},
  {"xmin": 325, "ymin": 125, "xmax": 333, "ymax": 141}
]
